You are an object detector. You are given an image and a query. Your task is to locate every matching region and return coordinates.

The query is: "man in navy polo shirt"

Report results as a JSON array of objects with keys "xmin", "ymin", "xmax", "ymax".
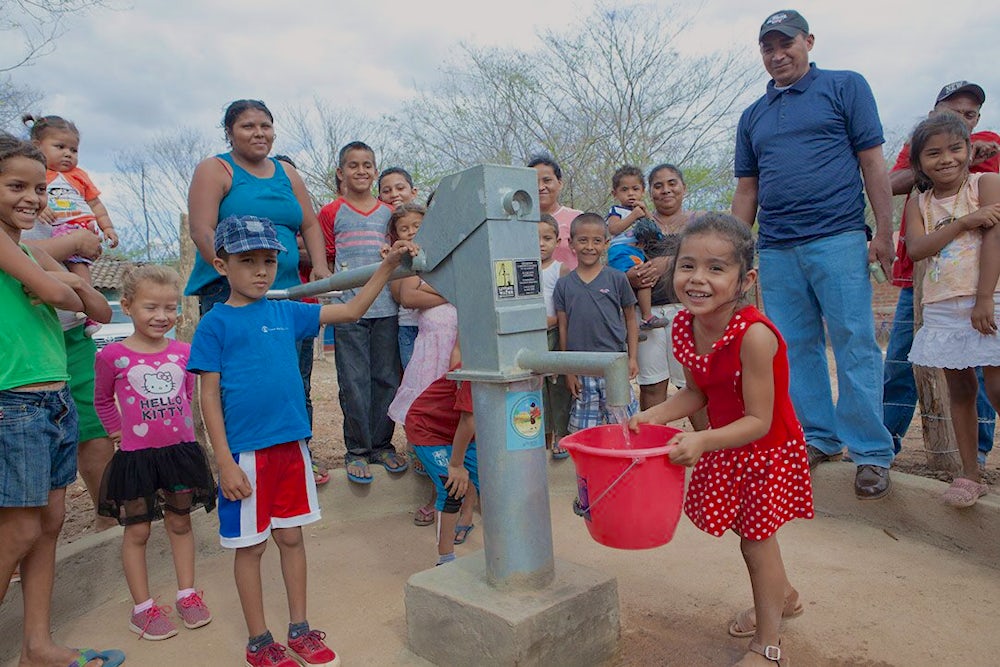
[{"xmin": 731, "ymin": 9, "xmax": 895, "ymax": 500}]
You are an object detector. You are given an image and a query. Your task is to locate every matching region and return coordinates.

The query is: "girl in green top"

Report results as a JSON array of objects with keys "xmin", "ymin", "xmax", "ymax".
[{"xmin": 0, "ymin": 133, "xmax": 124, "ymax": 667}]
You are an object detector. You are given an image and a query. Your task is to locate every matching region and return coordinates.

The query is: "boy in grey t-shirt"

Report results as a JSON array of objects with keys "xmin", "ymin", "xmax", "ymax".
[{"xmin": 553, "ymin": 213, "xmax": 640, "ymax": 431}]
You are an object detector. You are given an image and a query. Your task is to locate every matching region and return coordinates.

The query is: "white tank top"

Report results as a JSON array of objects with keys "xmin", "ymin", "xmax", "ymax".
[{"xmin": 542, "ymin": 260, "xmax": 563, "ymax": 318}]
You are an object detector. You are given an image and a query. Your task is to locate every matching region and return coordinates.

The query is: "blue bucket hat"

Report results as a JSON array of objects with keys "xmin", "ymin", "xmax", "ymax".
[{"xmin": 214, "ymin": 215, "xmax": 286, "ymax": 254}]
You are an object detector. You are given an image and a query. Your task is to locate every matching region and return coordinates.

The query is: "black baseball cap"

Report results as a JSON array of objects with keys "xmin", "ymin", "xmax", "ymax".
[
  {"xmin": 759, "ymin": 10, "xmax": 809, "ymax": 40},
  {"xmin": 935, "ymin": 81, "xmax": 986, "ymax": 106}
]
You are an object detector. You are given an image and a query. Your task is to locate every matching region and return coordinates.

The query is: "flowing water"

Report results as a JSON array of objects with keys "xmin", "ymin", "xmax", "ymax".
[{"xmin": 607, "ymin": 405, "xmax": 633, "ymax": 449}]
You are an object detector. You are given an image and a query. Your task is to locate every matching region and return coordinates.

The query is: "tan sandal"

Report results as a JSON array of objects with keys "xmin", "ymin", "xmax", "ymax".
[
  {"xmin": 741, "ymin": 640, "xmax": 788, "ymax": 666},
  {"xmin": 728, "ymin": 591, "xmax": 803, "ymax": 637}
]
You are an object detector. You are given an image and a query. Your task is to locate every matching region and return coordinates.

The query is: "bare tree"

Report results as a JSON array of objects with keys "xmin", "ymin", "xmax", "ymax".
[
  {"xmin": 112, "ymin": 127, "xmax": 214, "ymax": 262},
  {"xmin": 390, "ymin": 3, "xmax": 762, "ymax": 211},
  {"xmin": 0, "ymin": 75, "xmax": 41, "ymax": 132},
  {"xmin": 278, "ymin": 99, "xmax": 381, "ymax": 206},
  {"xmin": 1, "ymin": 0, "xmax": 108, "ymax": 72}
]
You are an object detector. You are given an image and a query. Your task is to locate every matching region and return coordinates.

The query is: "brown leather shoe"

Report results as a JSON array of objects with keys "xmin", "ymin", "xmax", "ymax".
[
  {"xmin": 855, "ymin": 464, "xmax": 891, "ymax": 500},
  {"xmin": 806, "ymin": 444, "xmax": 842, "ymax": 470}
]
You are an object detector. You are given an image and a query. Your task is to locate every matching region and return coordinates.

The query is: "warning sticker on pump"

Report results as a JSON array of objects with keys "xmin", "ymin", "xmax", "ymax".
[
  {"xmin": 515, "ymin": 260, "xmax": 540, "ymax": 297},
  {"xmin": 495, "ymin": 260, "xmax": 515, "ymax": 299}
]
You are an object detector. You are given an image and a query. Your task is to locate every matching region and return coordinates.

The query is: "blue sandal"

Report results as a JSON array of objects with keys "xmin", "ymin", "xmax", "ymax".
[
  {"xmin": 69, "ymin": 648, "xmax": 126, "ymax": 667},
  {"xmin": 373, "ymin": 450, "xmax": 409, "ymax": 474},
  {"xmin": 345, "ymin": 457, "xmax": 373, "ymax": 485},
  {"xmin": 454, "ymin": 524, "xmax": 475, "ymax": 545}
]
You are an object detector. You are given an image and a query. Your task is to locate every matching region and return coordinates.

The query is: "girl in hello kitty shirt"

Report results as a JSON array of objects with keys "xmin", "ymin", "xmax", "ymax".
[{"xmin": 94, "ymin": 264, "xmax": 217, "ymax": 642}]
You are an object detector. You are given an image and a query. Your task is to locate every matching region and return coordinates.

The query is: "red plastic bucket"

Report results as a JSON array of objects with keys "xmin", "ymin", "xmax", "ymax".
[{"xmin": 561, "ymin": 423, "xmax": 685, "ymax": 550}]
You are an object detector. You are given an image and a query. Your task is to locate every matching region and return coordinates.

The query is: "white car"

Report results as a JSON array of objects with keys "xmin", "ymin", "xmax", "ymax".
[
  {"xmin": 91, "ymin": 301, "xmax": 134, "ymax": 350},
  {"xmin": 91, "ymin": 301, "xmax": 178, "ymax": 350}
]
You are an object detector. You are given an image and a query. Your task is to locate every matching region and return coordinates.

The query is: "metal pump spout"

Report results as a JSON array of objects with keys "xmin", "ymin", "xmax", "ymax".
[
  {"xmin": 514, "ymin": 349, "xmax": 632, "ymax": 407},
  {"xmin": 265, "ymin": 252, "xmax": 426, "ymax": 301}
]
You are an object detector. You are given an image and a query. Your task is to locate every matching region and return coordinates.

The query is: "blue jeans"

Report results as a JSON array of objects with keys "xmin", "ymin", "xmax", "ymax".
[
  {"xmin": 197, "ymin": 276, "xmax": 230, "ymax": 316},
  {"xmin": 882, "ymin": 287, "xmax": 995, "ymax": 458},
  {"xmin": 332, "ymin": 317, "xmax": 400, "ymax": 460},
  {"xmin": 398, "ymin": 324, "xmax": 419, "ymax": 369},
  {"xmin": 0, "ymin": 386, "xmax": 78, "ymax": 507},
  {"xmin": 297, "ymin": 337, "xmax": 315, "ymax": 444},
  {"xmin": 759, "ymin": 231, "xmax": 894, "ymax": 468}
]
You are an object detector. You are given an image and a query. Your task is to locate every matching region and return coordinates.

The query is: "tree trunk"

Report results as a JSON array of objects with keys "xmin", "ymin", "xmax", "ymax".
[
  {"xmin": 177, "ymin": 213, "xmax": 209, "ymax": 449},
  {"xmin": 911, "ymin": 258, "xmax": 962, "ymax": 472}
]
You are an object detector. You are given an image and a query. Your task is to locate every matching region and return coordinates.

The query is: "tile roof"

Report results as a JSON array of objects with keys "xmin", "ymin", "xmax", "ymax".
[{"xmin": 90, "ymin": 256, "xmax": 138, "ymax": 291}]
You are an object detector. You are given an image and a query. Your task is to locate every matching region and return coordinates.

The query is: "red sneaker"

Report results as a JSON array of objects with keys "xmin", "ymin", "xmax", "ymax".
[
  {"xmin": 177, "ymin": 590, "xmax": 212, "ymax": 629},
  {"xmin": 128, "ymin": 602, "xmax": 178, "ymax": 641},
  {"xmin": 287, "ymin": 630, "xmax": 341, "ymax": 667},
  {"xmin": 245, "ymin": 642, "xmax": 298, "ymax": 667}
]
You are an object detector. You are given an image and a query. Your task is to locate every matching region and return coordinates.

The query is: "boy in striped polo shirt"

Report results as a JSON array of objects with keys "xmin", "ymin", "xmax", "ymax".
[{"xmin": 318, "ymin": 142, "xmax": 409, "ymax": 484}]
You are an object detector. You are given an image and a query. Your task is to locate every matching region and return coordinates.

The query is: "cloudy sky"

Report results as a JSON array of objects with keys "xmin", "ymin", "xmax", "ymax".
[{"xmin": 3, "ymin": 0, "xmax": 999, "ymax": 178}]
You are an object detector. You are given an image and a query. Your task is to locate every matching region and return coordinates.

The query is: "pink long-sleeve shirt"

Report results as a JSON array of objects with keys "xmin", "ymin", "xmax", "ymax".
[{"xmin": 94, "ymin": 339, "xmax": 197, "ymax": 451}]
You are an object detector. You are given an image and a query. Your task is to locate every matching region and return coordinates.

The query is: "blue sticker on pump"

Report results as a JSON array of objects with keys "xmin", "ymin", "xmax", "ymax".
[{"xmin": 505, "ymin": 391, "xmax": 545, "ymax": 450}]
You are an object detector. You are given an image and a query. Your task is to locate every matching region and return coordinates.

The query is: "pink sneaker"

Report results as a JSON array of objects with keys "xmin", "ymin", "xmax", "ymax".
[
  {"xmin": 129, "ymin": 602, "xmax": 178, "ymax": 640},
  {"xmin": 287, "ymin": 630, "xmax": 341, "ymax": 666},
  {"xmin": 245, "ymin": 642, "xmax": 298, "ymax": 667},
  {"xmin": 177, "ymin": 591, "xmax": 212, "ymax": 629}
]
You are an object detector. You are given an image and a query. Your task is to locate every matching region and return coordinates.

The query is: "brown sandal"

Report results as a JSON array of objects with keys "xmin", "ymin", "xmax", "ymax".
[{"xmin": 728, "ymin": 591, "xmax": 803, "ymax": 637}]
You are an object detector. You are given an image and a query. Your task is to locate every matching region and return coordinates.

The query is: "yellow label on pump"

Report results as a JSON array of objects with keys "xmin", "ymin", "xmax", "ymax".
[{"xmin": 495, "ymin": 260, "xmax": 515, "ymax": 299}]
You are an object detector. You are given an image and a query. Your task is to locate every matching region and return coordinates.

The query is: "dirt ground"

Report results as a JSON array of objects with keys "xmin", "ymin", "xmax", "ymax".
[
  {"xmin": 59, "ymin": 348, "xmax": 1000, "ymax": 543},
  {"xmin": 46, "ymin": 348, "xmax": 1000, "ymax": 666},
  {"xmin": 60, "ymin": 351, "xmax": 1000, "ymax": 543}
]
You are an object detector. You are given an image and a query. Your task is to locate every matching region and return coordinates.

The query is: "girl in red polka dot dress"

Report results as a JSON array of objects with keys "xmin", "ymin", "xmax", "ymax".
[{"xmin": 630, "ymin": 213, "xmax": 813, "ymax": 667}]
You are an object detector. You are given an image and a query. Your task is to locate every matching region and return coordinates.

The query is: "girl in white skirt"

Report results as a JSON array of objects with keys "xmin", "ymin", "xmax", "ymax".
[{"xmin": 905, "ymin": 112, "xmax": 1000, "ymax": 507}]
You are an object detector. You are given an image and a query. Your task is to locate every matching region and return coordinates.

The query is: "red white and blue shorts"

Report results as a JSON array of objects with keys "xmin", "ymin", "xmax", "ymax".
[{"xmin": 218, "ymin": 440, "xmax": 320, "ymax": 548}]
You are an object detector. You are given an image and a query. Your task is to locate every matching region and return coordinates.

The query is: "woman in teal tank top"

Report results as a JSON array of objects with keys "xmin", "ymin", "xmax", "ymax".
[{"xmin": 185, "ymin": 100, "xmax": 330, "ymax": 314}]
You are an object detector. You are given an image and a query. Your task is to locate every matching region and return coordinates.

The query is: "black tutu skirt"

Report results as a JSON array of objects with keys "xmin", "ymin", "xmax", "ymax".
[{"xmin": 98, "ymin": 441, "xmax": 217, "ymax": 525}]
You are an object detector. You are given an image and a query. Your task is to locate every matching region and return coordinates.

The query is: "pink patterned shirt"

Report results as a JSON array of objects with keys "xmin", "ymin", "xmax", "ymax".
[{"xmin": 94, "ymin": 339, "xmax": 197, "ymax": 451}]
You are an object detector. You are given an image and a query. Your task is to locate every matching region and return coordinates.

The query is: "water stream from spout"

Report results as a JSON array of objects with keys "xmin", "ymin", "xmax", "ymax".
[{"xmin": 606, "ymin": 405, "xmax": 633, "ymax": 449}]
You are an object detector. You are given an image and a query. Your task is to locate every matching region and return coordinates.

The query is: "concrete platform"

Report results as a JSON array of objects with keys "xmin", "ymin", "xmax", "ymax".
[
  {"xmin": 3, "ymin": 461, "xmax": 1000, "ymax": 666},
  {"xmin": 405, "ymin": 553, "xmax": 618, "ymax": 667}
]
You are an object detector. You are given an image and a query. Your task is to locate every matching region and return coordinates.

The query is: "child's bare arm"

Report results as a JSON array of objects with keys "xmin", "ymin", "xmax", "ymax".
[
  {"xmin": 25, "ymin": 231, "xmax": 102, "ymax": 264},
  {"xmin": 33, "ymin": 248, "xmax": 112, "ymax": 323},
  {"xmin": 905, "ymin": 191, "xmax": 1000, "ymax": 260},
  {"xmin": 972, "ymin": 175, "xmax": 1000, "ymax": 334},
  {"xmin": 446, "ymin": 410, "xmax": 476, "ymax": 499},
  {"xmin": 319, "ymin": 240, "xmax": 419, "ymax": 325},
  {"xmin": 199, "ymin": 372, "xmax": 252, "ymax": 501},
  {"xmin": 1, "ymin": 234, "xmax": 83, "ymax": 311},
  {"xmin": 668, "ymin": 323, "xmax": 777, "ymax": 467},
  {"xmin": 86, "ymin": 196, "xmax": 118, "ymax": 247},
  {"xmin": 630, "ymin": 368, "xmax": 707, "ymax": 428},
  {"xmin": 396, "ymin": 275, "xmax": 447, "ymax": 309},
  {"xmin": 607, "ymin": 204, "xmax": 647, "ymax": 236}
]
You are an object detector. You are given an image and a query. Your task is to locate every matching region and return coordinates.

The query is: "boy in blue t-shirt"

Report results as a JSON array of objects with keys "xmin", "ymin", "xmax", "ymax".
[
  {"xmin": 188, "ymin": 215, "xmax": 416, "ymax": 667},
  {"xmin": 554, "ymin": 212, "xmax": 640, "ymax": 431}
]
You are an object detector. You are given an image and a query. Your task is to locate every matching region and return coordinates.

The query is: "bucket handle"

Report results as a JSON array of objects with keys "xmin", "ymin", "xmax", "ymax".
[{"xmin": 573, "ymin": 457, "xmax": 642, "ymax": 516}]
